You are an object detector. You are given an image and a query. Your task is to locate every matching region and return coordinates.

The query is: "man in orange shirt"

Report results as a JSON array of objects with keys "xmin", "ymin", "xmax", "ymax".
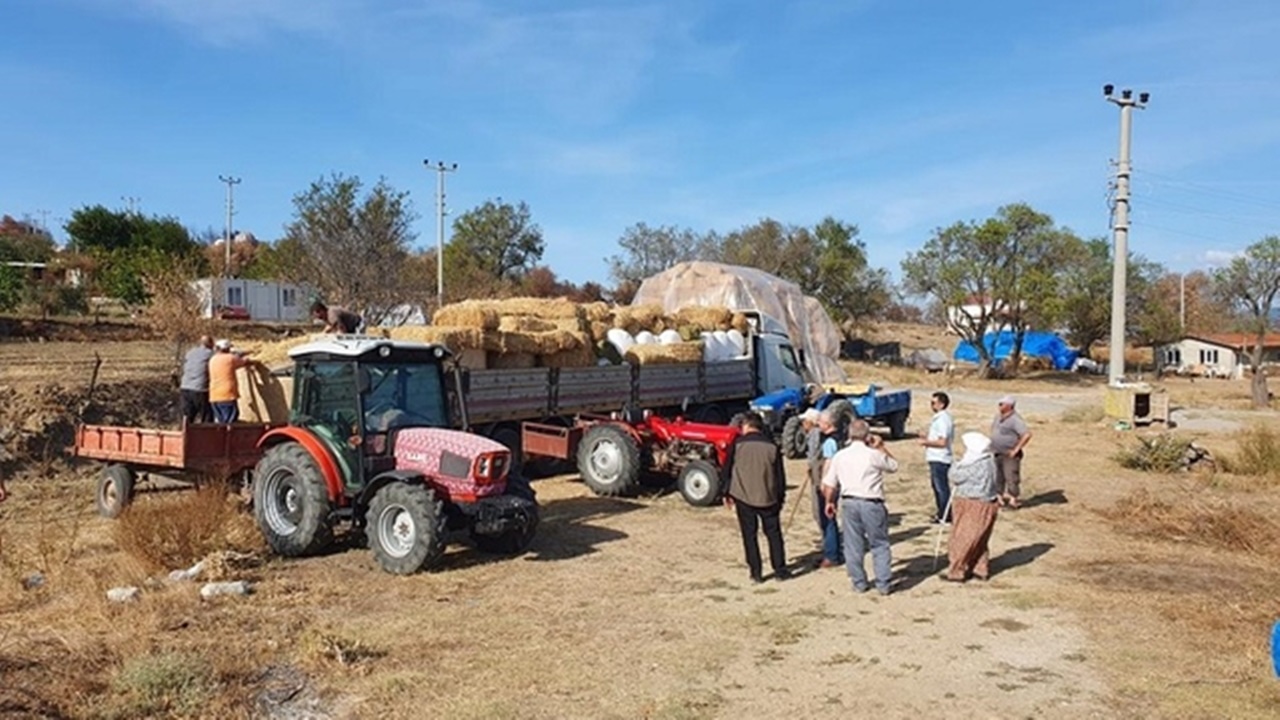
[{"xmin": 208, "ymin": 339, "xmax": 257, "ymax": 424}]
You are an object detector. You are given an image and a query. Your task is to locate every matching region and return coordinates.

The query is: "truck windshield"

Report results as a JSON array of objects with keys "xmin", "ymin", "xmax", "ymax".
[{"xmin": 361, "ymin": 362, "xmax": 449, "ymax": 432}]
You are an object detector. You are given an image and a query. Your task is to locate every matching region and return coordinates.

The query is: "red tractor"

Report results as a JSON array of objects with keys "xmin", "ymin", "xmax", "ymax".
[{"xmin": 523, "ymin": 410, "xmax": 740, "ymax": 506}]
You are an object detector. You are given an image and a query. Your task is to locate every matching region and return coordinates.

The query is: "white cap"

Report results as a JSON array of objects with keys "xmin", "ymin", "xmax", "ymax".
[
  {"xmin": 214, "ymin": 339, "xmax": 232, "ymax": 351},
  {"xmin": 800, "ymin": 408, "xmax": 821, "ymax": 424},
  {"xmin": 997, "ymin": 395, "xmax": 1015, "ymax": 407}
]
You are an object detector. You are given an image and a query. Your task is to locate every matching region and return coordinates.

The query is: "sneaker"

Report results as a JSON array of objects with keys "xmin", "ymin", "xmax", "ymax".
[{"xmin": 852, "ymin": 582, "xmax": 870, "ymax": 594}]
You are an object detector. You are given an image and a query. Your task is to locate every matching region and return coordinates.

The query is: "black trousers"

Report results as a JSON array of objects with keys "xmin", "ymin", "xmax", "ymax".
[
  {"xmin": 734, "ymin": 501, "xmax": 787, "ymax": 578},
  {"xmin": 180, "ymin": 389, "xmax": 212, "ymax": 425}
]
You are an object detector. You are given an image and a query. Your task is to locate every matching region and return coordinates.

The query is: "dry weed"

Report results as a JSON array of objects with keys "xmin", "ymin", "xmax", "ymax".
[
  {"xmin": 1099, "ymin": 488, "xmax": 1279, "ymax": 555},
  {"xmin": 104, "ymin": 651, "xmax": 216, "ymax": 719},
  {"xmin": 114, "ymin": 484, "xmax": 263, "ymax": 573},
  {"xmin": 1060, "ymin": 404, "xmax": 1106, "ymax": 424},
  {"xmin": 1112, "ymin": 434, "xmax": 1194, "ymax": 473},
  {"xmin": 1220, "ymin": 424, "xmax": 1280, "ymax": 479}
]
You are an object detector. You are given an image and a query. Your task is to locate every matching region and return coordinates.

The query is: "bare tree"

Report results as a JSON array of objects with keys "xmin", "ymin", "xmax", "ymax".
[{"xmin": 1213, "ymin": 235, "xmax": 1280, "ymax": 408}]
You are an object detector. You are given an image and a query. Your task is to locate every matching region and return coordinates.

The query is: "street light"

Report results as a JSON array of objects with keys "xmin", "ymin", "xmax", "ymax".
[
  {"xmin": 1102, "ymin": 84, "xmax": 1149, "ymax": 385},
  {"xmin": 423, "ymin": 159, "xmax": 458, "ymax": 313}
]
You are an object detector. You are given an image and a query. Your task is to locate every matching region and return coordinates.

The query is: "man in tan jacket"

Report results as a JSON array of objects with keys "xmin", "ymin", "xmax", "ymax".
[{"xmin": 722, "ymin": 412, "xmax": 790, "ymax": 583}]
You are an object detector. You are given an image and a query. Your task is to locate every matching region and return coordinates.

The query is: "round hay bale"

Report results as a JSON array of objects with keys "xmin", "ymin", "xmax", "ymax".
[
  {"xmin": 625, "ymin": 342, "xmax": 704, "ymax": 366},
  {"xmin": 433, "ymin": 301, "xmax": 500, "ymax": 330}
]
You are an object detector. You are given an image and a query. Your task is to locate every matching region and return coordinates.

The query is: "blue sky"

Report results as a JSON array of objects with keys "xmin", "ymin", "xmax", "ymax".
[{"xmin": 4, "ymin": 0, "xmax": 1279, "ymax": 286}]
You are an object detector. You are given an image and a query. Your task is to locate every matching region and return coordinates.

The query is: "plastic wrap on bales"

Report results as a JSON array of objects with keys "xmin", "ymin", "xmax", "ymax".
[
  {"xmin": 624, "ymin": 342, "xmax": 704, "ymax": 365},
  {"xmin": 432, "ymin": 301, "xmax": 500, "ymax": 330},
  {"xmin": 236, "ymin": 365, "xmax": 293, "ymax": 424},
  {"xmin": 541, "ymin": 344, "xmax": 598, "ymax": 368},
  {"xmin": 498, "ymin": 316, "xmax": 557, "ymax": 333},
  {"xmin": 675, "ymin": 305, "xmax": 733, "ymax": 331},
  {"xmin": 487, "ymin": 352, "xmax": 538, "ymax": 369}
]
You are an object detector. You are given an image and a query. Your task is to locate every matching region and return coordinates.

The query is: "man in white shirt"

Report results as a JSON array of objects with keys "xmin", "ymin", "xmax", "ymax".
[
  {"xmin": 822, "ymin": 419, "xmax": 899, "ymax": 595},
  {"xmin": 918, "ymin": 391, "xmax": 955, "ymax": 524}
]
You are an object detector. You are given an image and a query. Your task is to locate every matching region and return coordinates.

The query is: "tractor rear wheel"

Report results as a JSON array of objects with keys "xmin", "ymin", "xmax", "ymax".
[
  {"xmin": 577, "ymin": 424, "xmax": 642, "ymax": 497},
  {"xmin": 471, "ymin": 475, "xmax": 539, "ymax": 555},
  {"xmin": 253, "ymin": 442, "xmax": 334, "ymax": 557},
  {"xmin": 367, "ymin": 482, "xmax": 445, "ymax": 574},
  {"xmin": 780, "ymin": 415, "xmax": 807, "ymax": 459},
  {"xmin": 677, "ymin": 459, "xmax": 722, "ymax": 507},
  {"xmin": 96, "ymin": 464, "xmax": 135, "ymax": 518}
]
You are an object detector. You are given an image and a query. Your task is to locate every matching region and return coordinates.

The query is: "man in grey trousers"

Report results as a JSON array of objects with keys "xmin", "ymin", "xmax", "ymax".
[{"xmin": 821, "ymin": 419, "xmax": 899, "ymax": 595}]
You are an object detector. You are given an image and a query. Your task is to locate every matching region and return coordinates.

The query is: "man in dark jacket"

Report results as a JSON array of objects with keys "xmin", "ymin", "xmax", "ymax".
[{"xmin": 723, "ymin": 412, "xmax": 790, "ymax": 583}]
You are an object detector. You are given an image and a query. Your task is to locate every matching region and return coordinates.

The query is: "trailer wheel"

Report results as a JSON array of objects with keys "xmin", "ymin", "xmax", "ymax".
[
  {"xmin": 578, "ymin": 424, "xmax": 641, "ymax": 497},
  {"xmin": 677, "ymin": 459, "xmax": 722, "ymax": 507},
  {"xmin": 888, "ymin": 410, "xmax": 909, "ymax": 440},
  {"xmin": 253, "ymin": 442, "xmax": 334, "ymax": 557},
  {"xmin": 780, "ymin": 415, "xmax": 807, "ymax": 459},
  {"xmin": 96, "ymin": 464, "xmax": 135, "ymax": 518},
  {"xmin": 471, "ymin": 475, "xmax": 539, "ymax": 555},
  {"xmin": 367, "ymin": 482, "xmax": 445, "ymax": 574}
]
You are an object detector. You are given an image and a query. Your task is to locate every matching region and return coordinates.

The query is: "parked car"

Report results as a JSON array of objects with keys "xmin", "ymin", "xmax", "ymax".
[{"xmin": 217, "ymin": 305, "xmax": 251, "ymax": 321}]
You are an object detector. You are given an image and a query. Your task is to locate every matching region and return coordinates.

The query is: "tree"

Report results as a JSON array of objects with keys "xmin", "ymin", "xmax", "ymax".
[
  {"xmin": 63, "ymin": 206, "xmax": 204, "ymax": 305},
  {"xmin": 282, "ymin": 174, "xmax": 418, "ymax": 326},
  {"xmin": 0, "ymin": 215, "xmax": 55, "ymax": 263},
  {"xmin": 607, "ymin": 223, "xmax": 716, "ymax": 289},
  {"xmin": 1213, "ymin": 235, "xmax": 1280, "ymax": 408},
  {"xmin": 1059, "ymin": 237, "xmax": 1168, "ymax": 352},
  {"xmin": 0, "ymin": 263, "xmax": 22, "ymax": 311},
  {"xmin": 446, "ymin": 199, "xmax": 545, "ymax": 285}
]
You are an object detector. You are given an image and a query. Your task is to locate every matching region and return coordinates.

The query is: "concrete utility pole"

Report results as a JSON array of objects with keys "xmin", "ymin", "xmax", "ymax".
[
  {"xmin": 423, "ymin": 159, "xmax": 458, "ymax": 312},
  {"xmin": 1102, "ymin": 84, "xmax": 1149, "ymax": 385},
  {"xmin": 218, "ymin": 175, "xmax": 241, "ymax": 279},
  {"xmin": 1179, "ymin": 273, "xmax": 1186, "ymax": 333}
]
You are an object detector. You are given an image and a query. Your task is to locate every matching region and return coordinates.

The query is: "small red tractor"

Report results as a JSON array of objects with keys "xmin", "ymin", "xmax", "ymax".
[{"xmin": 523, "ymin": 409, "xmax": 740, "ymax": 506}]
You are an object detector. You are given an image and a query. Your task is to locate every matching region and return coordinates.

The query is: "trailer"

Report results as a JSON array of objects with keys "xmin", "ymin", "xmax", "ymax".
[
  {"xmin": 75, "ymin": 422, "xmax": 275, "ymax": 518},
  {"xmin": 751, "ymin": 382, "xmax": 913, "ymax": 459}
]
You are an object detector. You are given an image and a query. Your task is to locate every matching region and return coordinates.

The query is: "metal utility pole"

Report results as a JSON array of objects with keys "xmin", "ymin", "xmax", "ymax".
[
  {"xmin": 1102, "ymin": 84, "xmax": 1149, "ymax": 385},
  {"xmin": 218, "ymin": 175, "xmax": 241, "ymax": 279},
  {"xmin": 423, "ymin": 159, "xmax": 458, "ymax": 312}
]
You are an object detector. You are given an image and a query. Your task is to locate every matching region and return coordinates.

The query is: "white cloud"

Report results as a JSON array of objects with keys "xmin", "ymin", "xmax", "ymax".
[{"xmin": 1203, "ymin": 249, "xmax": 1242, "ymax": 266}]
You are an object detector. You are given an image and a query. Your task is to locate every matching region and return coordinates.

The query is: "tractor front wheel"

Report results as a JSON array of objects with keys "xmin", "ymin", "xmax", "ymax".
[
  {"xmin": 577, "ymin": 424, "xmax": 642, "ymax": 497},
  {"xmin": 780, "ymin": 415, "xmax": 807, "ymax": 459},
  {"xmin": 367, "ymin": 483, "xmax": 445, "ymax": 574},
  {"xmin": 677, "ymin": 459, "xmax": 722, "ymax": 507},
  {"xmin": 253, "ymin": 442, "xmax": 334, "ymax": 557}
]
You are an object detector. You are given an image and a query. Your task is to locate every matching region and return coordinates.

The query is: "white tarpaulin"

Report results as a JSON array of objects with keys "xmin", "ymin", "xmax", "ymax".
[{"xmin": 632, "ymin": 261, "xmax": 848, "ymax": 383}]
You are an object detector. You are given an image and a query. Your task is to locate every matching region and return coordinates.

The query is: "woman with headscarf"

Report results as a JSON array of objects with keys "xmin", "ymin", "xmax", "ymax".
[{"xmin": 944, "ymin": 432, "xmax": 1000, "ymax": 582}]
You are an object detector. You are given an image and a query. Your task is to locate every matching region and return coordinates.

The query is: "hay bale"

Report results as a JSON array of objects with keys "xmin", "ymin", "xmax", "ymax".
[
  {"xmin": 433, "ymin": 301, "xmax": 500, "ymax": 330},
  {"xmin": 500, "ymin": 330, "xmax": 587, "ymax": 355},
  {"xmin": 541, "ymin": 345, "xmax": 598, "ymax": 368},
  {"xmin": 455, "ymin": 348, "xmax": 487, "ymax": 370},
  {"xmin": 498, "ymin": 316, "xmax": 557, "ymax": 333},
  {"xmin": 624, "ymin": 342, "xmax": 704, "ymax": 366},
  {"xmin": 389, "ymin": 325, "xmax": 486, "ymax": 350},
  {"xmin": 675, "ymin": 305, "xmax": 733, "ymax": 332},
  {"xmin": 490, "ymin": 297, "xmax": 582, "ymax": 320},
  {"xmin": 588, "ymin": 320, "xmax": 611, "ymax": 344},
  {"xmin": 236, "ymin": 366, "xmax": 293, "ymax": 424},
  {"xmin": 487, "ymin": 352, "xmax": 538, "ymax": 369},
  {"xmin": 730, "ymin": 312, "xmax": 750, "ymax": 334},
  {"xmin": 581, "ymin": 302, "xmax": 613, "ymax": 323},
  {"xmin": 614, "ymin": 304, "xmax": 666, "ymax": 334}
]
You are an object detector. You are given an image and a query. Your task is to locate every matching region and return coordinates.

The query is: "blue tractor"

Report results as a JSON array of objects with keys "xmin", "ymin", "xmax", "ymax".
[{"xmin": 750, "ymin": 382, "xmax": 912, "ymax": 459}]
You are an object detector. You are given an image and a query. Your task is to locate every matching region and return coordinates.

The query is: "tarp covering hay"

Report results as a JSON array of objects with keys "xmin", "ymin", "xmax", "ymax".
[
  {"xmin": 624, "ymin": 342, "xmax": 704, "ymax": 365},
  {"xmin": 632, "ymin": 261, "xmax": 847, "ymax": 383}
]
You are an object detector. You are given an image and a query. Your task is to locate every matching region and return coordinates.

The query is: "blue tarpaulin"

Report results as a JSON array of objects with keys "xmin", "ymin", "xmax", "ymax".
[{"xmin": 953, "ymin": 331, "xmax": 1079, "ymax": 371}]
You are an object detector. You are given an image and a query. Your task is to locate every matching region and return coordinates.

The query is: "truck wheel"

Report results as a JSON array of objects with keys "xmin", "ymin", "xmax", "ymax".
[
  {"xmin": 96, "ymin": 464, "xmax": 135, "ymax": 518},
  {"xmin": 888, "ymin": 410, "xmax": 909, "ymax": 440},
  {"xmin": 253, "ymin": 442, "xmax": 334, "ymax": 557},
  {"xmin": 780, "ymin": 415, "xmax": 807, "ymax": 459},
  {"xmin": 677, "ymin": 459, "xmax": 722, "ymax": 507},
  {"xmin": 367, "ymin": 482, "xmax": 445, "ymax": 574},
  {"xmin": 471, "ymin": 475, "xmax": 539, "ymax": 555},
  {"xmin": 692, "ymin": 405, "xmax": 728, "ymax": 425},
  {"xmin": 578, "ymin": 424, "xmax": 641, "ymax": 497}
]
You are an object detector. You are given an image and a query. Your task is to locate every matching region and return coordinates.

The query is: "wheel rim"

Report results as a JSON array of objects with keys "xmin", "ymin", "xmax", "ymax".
[
  {"xmin": 683, "ymin": 467, "xmax": 712, "ymax": 501},
  {"xmin": 589, "ymin": 439, "xmax": 623, "ymax": 484},
  {"xmin": 376, "ymin": 504, "xmax": 417, "ymax": 559},
  {"xmin": 102, "ymin": 478, "xmax": 118, "ymax": 508},
  {"xmin": 262, "ymin": 467, "xmax": 302, "ymax": 536}
]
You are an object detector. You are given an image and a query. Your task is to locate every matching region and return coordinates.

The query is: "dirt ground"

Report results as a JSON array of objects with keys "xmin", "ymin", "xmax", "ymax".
[{"xmin": 2, "ymin": 330, "xmax": 1280, "ymax": 718}]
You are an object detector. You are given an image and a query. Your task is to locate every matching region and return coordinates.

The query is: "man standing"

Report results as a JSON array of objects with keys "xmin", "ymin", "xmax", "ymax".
[
  {"xmin": 208, "ymin": 340, "xmax": 256, "ymax": 424},
  {"xmin": 811, "ymin": 408, "xmax": 844, "ymax": 568},
  {"xmin": 179, "ymin": 335, "xmax": 215, "ymax": 425},
  {"xmin": 823, "ymin": 419, "xmax": 899, "ymax": 595},
  {"xmin": 310, "ymin": 301, "xmax": 363, "ymax": 334},
  {"xmin": 919, "ymin": 391, "xmax": 955, "ymax": 524},
  {"xmin": 723, "ymin": 412, "xmax": 790, "ymax": 584},
  {"xmin": 990, "ymin": 395, "xmax": 1032, "ymax": 509}
]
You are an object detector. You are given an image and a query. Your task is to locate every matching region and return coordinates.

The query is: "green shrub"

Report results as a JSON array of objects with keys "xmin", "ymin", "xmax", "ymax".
[
  {"xmin": 1114, "ymin": 433, "xmax": 1193, "ymax": 473},
  {"xmin": 108, "ymin": 652, "xmax": 214, "ymax": 718}
]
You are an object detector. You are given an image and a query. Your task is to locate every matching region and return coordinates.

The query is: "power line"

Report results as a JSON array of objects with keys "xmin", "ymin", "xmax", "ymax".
[{"xmin": 1133, "ymin": 167, "xmax": 1280, "ymax": 213}]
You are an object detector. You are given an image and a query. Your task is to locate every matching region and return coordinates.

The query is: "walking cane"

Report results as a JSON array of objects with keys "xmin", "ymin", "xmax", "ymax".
[
  {"xmin": 784, "ymin": 475, "xmax": 811, "ymax": 534},
  {"xmin": 931, "ymin": 493, "xmax": 955, "ymax": 572}
]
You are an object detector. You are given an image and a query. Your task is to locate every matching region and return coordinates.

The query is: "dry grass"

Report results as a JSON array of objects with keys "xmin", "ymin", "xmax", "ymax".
[
  {"xmin": 113, "ymin": 484, "xmax": 263, "ymax": 573},
  {"xmin": 1060, "ymin": 403, "xmax": 1107, "ymax": 424},
  {"xmin": 1098, "ymin": 487, "xmax": 1279, "ymax": 555},
  {"xmin": 1221, "ymin": 424, "xmax": 1280, "ymax": 479}
]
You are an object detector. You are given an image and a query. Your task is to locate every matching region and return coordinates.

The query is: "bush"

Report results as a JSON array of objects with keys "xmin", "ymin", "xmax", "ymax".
[
  {"xmin": 1100, "ymin": 488, "xmax": 1279, "ymax": 555},
  {"xmin": 1221, "ymin": 424, "xmax": 1280, "ymax": 479},
  {"xmin": 1114, "ymin": 433, "xmax": 1194, "ymax": 473},
  {"xmin": 113, "ymin": 484, "xmax": 262, "ymax": 572},
  {"xmin": 108, "ymin": 652, "xmax": 214, "ymax": 718}
]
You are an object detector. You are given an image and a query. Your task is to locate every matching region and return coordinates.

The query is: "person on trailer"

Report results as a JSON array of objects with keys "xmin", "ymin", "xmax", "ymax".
[
  {"xmin": 208, "ymin": 339, "xmax": 258, "ymax": 424},
  {"xmin": 179, "ymin": 335, "xmax": 215, "ymax": 425},
  {"xmin": 310, "ymin": 300, "xmax": 363, "ymax": 335}
]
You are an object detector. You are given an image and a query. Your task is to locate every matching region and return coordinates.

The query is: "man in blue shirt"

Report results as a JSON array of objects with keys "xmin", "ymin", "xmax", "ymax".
[{"xmin": 812, "ymin": 408, "xmax": 844, "ymax": 567}]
